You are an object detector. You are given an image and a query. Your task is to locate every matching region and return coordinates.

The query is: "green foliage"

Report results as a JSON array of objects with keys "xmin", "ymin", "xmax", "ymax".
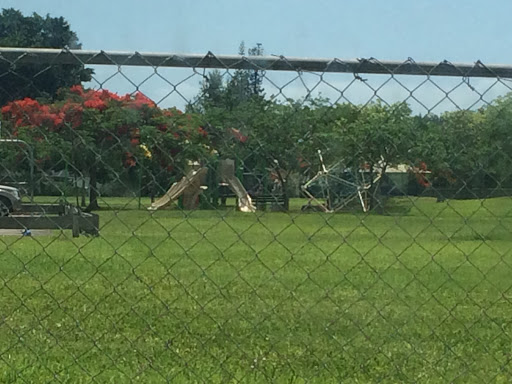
[
  {"xmin": 480, "ymin": 96, "xmax": 512, "ymax": 185},
  {"xmin": 411, "ymin": 102, "xmax": 512, "ymax": 189},
  {"xmin": 337, "ymin": 101, "xmax": 414, "ymax": 171},
  {"xmin": 248, "ymin": 43, "xmax": 265, "ymax": 95},
  {"xmin": 193, "ymin": 42, "xmax": 265, "ymax": 113},
  {"xmin": 0, "ymin": 8, "xmax": 93, "ymax": 106},
  {"xmin": 0, "ymin": 87, "xmax": 210, "ymax": 206},
  {"xmin": 302, "ymin": 100, "xmax": 360, "ymax": 167},
  {"xmin": 244, "ymin": 98, "xmax": 314, "ymax": 188},
  {"xmin": 196, "ymin": 69, "xmax": 225, "ymax": 111}
]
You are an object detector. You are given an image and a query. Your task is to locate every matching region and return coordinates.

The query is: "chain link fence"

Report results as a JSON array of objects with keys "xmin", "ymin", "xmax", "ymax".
[{"xmin": 1, "ymin": 47, "xmax": 512, "ymax": 383}]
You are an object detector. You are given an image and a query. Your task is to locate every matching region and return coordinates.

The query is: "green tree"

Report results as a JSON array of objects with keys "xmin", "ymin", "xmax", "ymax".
[
  {"xmin": 248, "ymin": 43, "xmax": 265, "ymax": 96},
  {"xmin": 224, "ymin": 42, "xmax": 252, "ymax": 110},
  {"xmin": 196, "ymin": 42, "xmax": 266, "ymax": 113},
  {"xmin": 480, "ymin": 95, "xmax": 512, "ymax": 188},
  {"xmin": 304, "ymin": 100, "xmax": 360, "ymax": 168},
  {"xmin": 433, "ymin": 110, "xmax": 485, "ymax": 190},
  {"xmin": 231, "ymin": 98, "xmax": 315, "ymax": 202},
  {"xmin": 197, "ymin": 70, "xmax": 225, "ymax": 111},
  {"xmin": 0, "ymin": 8, "xmax": 93, "ymax": 106},
  {"xmin": 1, "ymin": 87, "xmax": 210, "ymax": 209},
  {"xmin": 337, "ymin": 101, "xmax": 414, "ymax": 210}
]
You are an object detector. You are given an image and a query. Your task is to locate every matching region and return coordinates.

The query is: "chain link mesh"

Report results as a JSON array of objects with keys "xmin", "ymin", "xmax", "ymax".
[{"xmin": 1, "ymin": 48, "xmax": 512, "ymax": 383}]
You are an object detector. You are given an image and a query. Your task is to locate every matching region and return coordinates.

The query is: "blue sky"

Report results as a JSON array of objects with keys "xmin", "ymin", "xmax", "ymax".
[{"xmin": 3, "ymin": 0, "xmax": 511, "ymax": 113}]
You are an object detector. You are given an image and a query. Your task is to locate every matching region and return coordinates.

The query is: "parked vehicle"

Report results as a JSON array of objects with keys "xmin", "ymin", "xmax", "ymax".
[{"xmin": 0, "ymin": 185, "xmax": 21, "ymax": 217}]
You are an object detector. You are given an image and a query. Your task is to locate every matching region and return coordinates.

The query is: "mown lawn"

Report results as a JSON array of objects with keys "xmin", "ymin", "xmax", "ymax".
[{"xmin": 1, "ymin": 196, "xmax": 512, "ymax": 383}]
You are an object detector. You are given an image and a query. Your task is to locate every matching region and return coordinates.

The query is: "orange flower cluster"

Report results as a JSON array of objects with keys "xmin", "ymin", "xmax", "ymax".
[
  {"xmin": 1, "ymin": 85, "xmax": 157, "ymax": 134},
  {"xmin": 69, "ymin": 85, "xmax": 156, "ymax": 110},
  {"xmin": 1, "ymin": 98, "xmax": 74, "ymax": 133},
  {"xmin": 1, "ymin": 85, "xmax": 209, "ymax": 172}
]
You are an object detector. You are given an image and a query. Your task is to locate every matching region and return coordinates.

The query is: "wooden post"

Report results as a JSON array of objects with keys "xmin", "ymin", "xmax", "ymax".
[{"xmin": 72, "ymin": 210, "xmax": 80, "ymax": 238}]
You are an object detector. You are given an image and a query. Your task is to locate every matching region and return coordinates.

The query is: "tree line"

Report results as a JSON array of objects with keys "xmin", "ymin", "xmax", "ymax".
[{"xmin": 2, "ymin": 8, "xmax": 512, "ymax": 210}]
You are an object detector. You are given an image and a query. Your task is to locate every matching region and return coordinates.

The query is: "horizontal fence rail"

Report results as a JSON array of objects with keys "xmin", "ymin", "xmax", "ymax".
[{"xmin": 1, "ymin": 47, "xmax": 512, "ymax": 78}]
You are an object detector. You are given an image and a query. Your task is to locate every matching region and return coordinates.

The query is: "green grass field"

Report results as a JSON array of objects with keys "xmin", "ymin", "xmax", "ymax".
[{"xmin": 1, "ymin": 197, "xmax": 512, "ymax": 383}]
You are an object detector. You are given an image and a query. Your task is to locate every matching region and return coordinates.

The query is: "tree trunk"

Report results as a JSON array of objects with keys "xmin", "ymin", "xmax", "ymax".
[
  {"xmin": 81, "ymin": 186, "xmax": 87, "ymax": 207},
  {"xmin": 369, "ymin": 164, "xmax": 386, "ymax": 214},
  {"xmin": 369, "ymin": 180, "xmax": 382, "ymax": 213},
  {"xmin": 86, "ymin": 165, "xmax": 100, "ymax": 212},
  {"xmin": 274, "ymin": 169, "xmax": 289, "ymax": 211}
]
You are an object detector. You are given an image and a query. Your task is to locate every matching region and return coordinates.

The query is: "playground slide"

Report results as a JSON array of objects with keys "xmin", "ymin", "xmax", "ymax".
[
  {"xmin": 225, "ymin": 175, "xmax": 256, "ymax": 213},
  {"xmin": 148, "ymin": 167, "xmax": 208, "ymax": 210}
]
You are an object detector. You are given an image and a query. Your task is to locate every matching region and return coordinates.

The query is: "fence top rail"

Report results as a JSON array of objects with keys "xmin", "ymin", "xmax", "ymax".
[{"xmin": 0, "ymin": 47, "xmax": 511, "ymax": 78}]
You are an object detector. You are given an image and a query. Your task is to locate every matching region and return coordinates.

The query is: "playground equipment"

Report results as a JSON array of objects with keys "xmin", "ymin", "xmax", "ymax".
[
  {"xmin": 302, "ymin": 151, "xmax": 432, "ymax": 213},
  {"xmin": 149, "ymin": 162, "xmax": 208, "ymax": 210},
  {"xmin": 301, "ymin": 151, "xmax": 379, "ymax": 213},
  {"xmin": 217, "ymin": 159, "xmax": 256, "ymax": 212},
  {"xmin": 149, "ymin": 159, "xmax": 256, "ymax": 212}
]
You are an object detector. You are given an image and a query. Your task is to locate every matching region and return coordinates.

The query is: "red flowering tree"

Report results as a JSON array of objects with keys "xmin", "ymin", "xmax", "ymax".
[{"xmin": 1, "ymin": 86, "xmax": 210, "ymax": 209}]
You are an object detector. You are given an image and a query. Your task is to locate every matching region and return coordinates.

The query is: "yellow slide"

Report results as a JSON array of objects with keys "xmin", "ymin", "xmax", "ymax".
[
  {"xmin": 149, "ymin": 159, "xmax": 255, "ymax": 212},
  {"xmin": 223, "ymin": 175, "xmax": 256, "ymax": 213},
  {"xmin": 218, "ymin": 159, "xmax": 255, "ymax": 213},
  {"xmin": 148, "ymin": 167, "xmax": 208, "ymax": 211}
]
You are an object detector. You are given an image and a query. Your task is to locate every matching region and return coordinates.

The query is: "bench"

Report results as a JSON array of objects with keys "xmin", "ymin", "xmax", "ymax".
[
  {"xmin": 252, "ymin": 194, "xmax": 288, "ymax": 211},
  {"xmin": 1, "ymin": 203, "xmax": 99, "ymax": 237}
]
